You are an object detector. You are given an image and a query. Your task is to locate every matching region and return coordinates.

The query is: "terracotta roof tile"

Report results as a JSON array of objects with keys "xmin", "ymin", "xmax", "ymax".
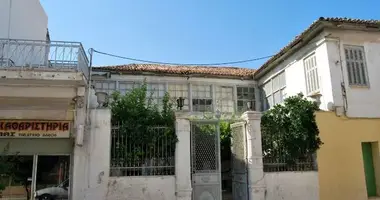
[
  {"xmin": 255, "ymin": 17, "xmax": 380, "ymax": 77},
  {"xmin": 93, "ymin": 64, "xmax": 256, "ymax": 79}
]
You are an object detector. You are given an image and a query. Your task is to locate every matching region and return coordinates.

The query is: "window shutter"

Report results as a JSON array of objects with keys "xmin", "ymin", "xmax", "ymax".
[{"xmin": 344, "ymin": 46, "xmax": 369, "ymax": 86}]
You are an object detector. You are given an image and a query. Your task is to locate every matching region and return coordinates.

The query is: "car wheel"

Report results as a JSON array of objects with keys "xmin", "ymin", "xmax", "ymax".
[{"xmin": 39, "ymin": 194, "xmax": 54, "ymax": 200}]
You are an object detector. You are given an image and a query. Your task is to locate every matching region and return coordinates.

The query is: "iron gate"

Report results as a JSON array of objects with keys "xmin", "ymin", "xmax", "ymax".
[
  {"xmin": 190, "ymin": 121, "xmax": 222, "ymax": 200},
  {"xmin": 230, "ymin": 122, "xmax": 248, "ymax": 200}
]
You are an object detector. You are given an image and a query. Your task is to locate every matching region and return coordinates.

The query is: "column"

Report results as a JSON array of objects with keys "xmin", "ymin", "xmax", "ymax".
[
  {"xmin": 85, "ymin": 109, "xmax": 111, "ymax": 200},
  {"xmin": 241, "ymin": 111, "xmax": 266, "ymax": 200},
  {"xmin": 71, "ymin": 87, "xmax": 87, "ymax": 200},
  {"xmin": 175, "ymin": 112, "xmax": 192, "ymax": 200}
]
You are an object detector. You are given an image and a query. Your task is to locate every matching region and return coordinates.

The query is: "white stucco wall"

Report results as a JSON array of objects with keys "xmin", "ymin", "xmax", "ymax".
[
  {"xmin": 258, "ymin": 29, "xmax": 380, "ymax": 118},
  {"xmin": 106, "ymin": 176, "xmax": 176, "ymax": 200},
  {"xmin": 264, "ymin": 172, "xmax": 319, "ymax": 200},
  {"xmin": 71, "ymin": 108, "xmax": 111, "ymax": 200},
  {"xmin": 324, "ymin": 30, "xmax": 380, "ymax": 118},
  {"xmin": 258, "ymin": 31, "xmax": 337, "ymax": 112},
  {"xmin": 0, "ymin": 0, "xmax": 48, "ymax": 40}
]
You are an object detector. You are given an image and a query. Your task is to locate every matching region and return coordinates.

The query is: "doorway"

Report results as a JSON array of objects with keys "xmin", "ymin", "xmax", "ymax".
[{"xmin": 0, "ymin": 155, "xmax": 70, "ymax": 200}]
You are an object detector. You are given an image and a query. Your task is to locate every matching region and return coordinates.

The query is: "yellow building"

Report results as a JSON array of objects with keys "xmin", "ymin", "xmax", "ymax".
[{"xmin": 316, "ymin": 111, "xmax": 380, "ymax": 200}]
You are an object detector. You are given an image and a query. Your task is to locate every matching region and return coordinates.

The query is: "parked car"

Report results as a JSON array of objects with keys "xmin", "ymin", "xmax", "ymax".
[{"xmin": 34, "ymin": 179, "xmax": 69, "ymax": 200}]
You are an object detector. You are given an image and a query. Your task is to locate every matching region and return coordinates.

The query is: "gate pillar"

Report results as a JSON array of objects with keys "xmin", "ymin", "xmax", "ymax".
[
  {"xmin": 175, "ymin": 112, "xmax": 192, "ymax": 200},
  {"xmin": 241, "ymin": 111, "xmax": 266, "ymax": 200}
]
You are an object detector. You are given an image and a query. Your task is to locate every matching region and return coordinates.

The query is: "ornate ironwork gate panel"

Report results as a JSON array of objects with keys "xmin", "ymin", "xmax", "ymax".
[
  {"xmin": 191, "ymin": 121, "xmax": 222, "ymax": 200},
  {"xmin": 230, "ymin": 122, "xmax": 248, "ymax": 200}
]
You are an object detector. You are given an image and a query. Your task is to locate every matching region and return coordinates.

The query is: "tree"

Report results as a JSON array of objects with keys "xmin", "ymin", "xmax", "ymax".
[
  {"xmin": 0, "ymin": 143, "xmax": 33, "ymax": 199},
  {"xmin": 261, "ymin": 93, "xmax": 322, "ymax": 164}
]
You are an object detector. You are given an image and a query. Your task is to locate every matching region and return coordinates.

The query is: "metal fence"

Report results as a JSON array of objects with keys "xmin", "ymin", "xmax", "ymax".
[
  {"xmin": 262, "ymin": 133, "xmax": 317, "ymax": 172},
  {"xmin": 110, "ymin": 124, "xmax": 175, "ymax": 176},
  {"xmin": 263, "ymin": 154, "xmax": 316, "ymax": 172},
  {"xmin": 0, "ymin": 38, "xmax": 89, "ymax": 79}
]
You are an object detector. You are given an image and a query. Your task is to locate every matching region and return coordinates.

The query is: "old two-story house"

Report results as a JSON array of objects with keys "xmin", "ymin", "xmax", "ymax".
[
  {"xmin": 0, "ymin": 1, "xmax": 109, "ymax": 200},
  {"xmin": 91, "ymin": 64, "xmax": 260, "ymax": 199},
  {"xmin": 254, "ymin": 17, "xmax": 380, "ymax": 200}
]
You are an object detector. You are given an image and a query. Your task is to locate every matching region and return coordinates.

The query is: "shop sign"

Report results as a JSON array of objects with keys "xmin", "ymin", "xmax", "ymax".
[{"xmin": 0, "ymin": 120, "xmax": 71, "ymax": 138}]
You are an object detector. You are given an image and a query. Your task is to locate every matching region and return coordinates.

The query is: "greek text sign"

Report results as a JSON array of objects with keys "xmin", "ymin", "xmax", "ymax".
[{"xmin": 0, "ymin": 120, "xmax": 71, "ymax": 138}]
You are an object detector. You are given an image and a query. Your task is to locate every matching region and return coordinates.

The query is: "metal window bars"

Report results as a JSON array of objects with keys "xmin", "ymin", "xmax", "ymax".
[
  {"xmin": 262, "ymin": 131, "xmax": 317, "ymax": 172},
  {"xmin": 110, "ymin": 123, "xmax": 175, "ymax": 176}
]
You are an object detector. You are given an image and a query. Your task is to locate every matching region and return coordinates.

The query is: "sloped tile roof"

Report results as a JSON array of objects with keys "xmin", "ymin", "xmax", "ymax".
[
  {"xmin": 93, "ymin": 64, "xmax": 256, "ymax": 79},
  {"xmin": 255, "ymin": 17, "xmax": 380, "ymax": 77}
]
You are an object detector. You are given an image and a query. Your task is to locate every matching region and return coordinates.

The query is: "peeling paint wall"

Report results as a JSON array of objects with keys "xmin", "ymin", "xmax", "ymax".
[
  {"xmin": 264, "ymin": 172, "xmax": 319, "ymax": 200},
  {"xmin": 106, "ymin": 176, "xmax": 176, "ymax": 200}
]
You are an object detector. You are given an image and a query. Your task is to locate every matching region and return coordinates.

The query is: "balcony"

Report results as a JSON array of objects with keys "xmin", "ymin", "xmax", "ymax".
[{"xmin": 0, "ymin": 38, "xmax": 89, "ymax": 85}]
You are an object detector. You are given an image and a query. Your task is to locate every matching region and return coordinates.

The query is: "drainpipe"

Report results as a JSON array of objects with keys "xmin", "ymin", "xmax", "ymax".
[
  {"xmin": 7, "ymin": 0, "xmax": 11, "ymax": 39},
  {"xmin": 328, "ymin": 36, "xmax": 375, "ymax": 119},
  {"xmin": 86, "ymin": 48, "xmax": 94, "ymax": 191},
  {"xmin": 86, "ymin": 48, "xmax": 94, "ymax": 125},
  {"xmin": 334, "ymin": 36, "xmax": 349, "ymax": 114},
  {"xmin": 6, "ymin": 0, "xmax": 12, "ymax": 67}
]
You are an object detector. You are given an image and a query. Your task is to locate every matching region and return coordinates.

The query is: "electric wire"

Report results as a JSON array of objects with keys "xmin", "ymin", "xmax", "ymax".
[{"xmin": 92, "ymin": 49, "xmax": 273, "ymax": 66}]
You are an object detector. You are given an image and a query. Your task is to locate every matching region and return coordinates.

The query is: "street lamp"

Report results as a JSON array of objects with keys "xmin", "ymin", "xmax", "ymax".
[
  {"xmin": 95, "ymin": 92, "xmax": 108, "ymax": 108},
  {"xmin": 177, "ymin": 97, "xmax": 185, "ymax": 110},
  {"xmin": 215, "ymin": 109, "xmax": 221, "ymax": 119},
  {"xmin": 246, "ymin": 100, "xmax": 254, "ymax": 111}
]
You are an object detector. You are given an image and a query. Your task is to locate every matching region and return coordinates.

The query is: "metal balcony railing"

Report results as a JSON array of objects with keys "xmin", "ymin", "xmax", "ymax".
[{"xmin": 0, "ymin": 39, "xmax": 89, "ymax": 79}]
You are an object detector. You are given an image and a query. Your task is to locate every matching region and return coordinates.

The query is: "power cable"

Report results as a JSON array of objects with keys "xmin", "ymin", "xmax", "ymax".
[{"xmin": 92, "ymin": 49, "xmax": 273, "ymax": 66}]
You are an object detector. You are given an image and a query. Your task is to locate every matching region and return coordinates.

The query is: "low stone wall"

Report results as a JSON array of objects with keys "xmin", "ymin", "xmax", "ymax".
[
  {"xmin": 264, "ymin": 171, "xmax": 319, "ymax": 200},
  {"xmin": 106, "ymin": 176, "xmax": 176, "ymax": 200}
]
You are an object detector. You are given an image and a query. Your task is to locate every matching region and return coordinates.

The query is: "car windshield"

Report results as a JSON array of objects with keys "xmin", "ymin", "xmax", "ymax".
[{"xmin": 58, "ymin": 179, "xmax": 69, "ymax": 188}]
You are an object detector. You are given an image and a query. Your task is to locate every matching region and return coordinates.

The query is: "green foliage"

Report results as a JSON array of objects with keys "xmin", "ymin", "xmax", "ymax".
[
  {"xmin": 261, "ymin": 93, "xmax": 322, "ymax": 164},
  {"xmin": 194, "ymin": 114, "xmax": 232, "ymax": 160},
  {"xmin": 109, "ymin": 82, "xmax": 177, "ymax": 163},
  {"xmin": 220, "ymin": 121, "xmax": 232, "ymax": 160},
  {"xmin": 0, "ymin": 143, "xmax": 32, "ymax": 198}
]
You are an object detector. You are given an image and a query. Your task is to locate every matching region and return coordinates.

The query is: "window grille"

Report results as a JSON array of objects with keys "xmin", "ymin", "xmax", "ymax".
[
  {"xmin": 236, "ymin": 87, "xmax": 255, "ymax": 112},
  {"xmin": 94, "ymin": 81, "xmax": 116, "ymax": 95},
  {"xmin": 344, "ymin": 45, "xmax": 369, "ymax": 86},
  {"xmin": 146, "ymin": 83, "xmax": 166, "ymax": 106},
  {"xmin": 192, "ymin": 85, "xmax": 213, "ymax": 112},
  {"xmin": 262, "ymin": 132, "xmax": 317, "ymax": 172},
  {"xmin": 110, "ymin": 124, "xmax": 175, "ymax": 176},
  {"xmin": 261, "ymin": 71, "xmax": 286, "ymax": 110},
  {"xmin": 119, "ymin": 82, "xmax": 138, "ymax": 95},
  {"xmin": 304, "ymin": 54, "xmax": 320, "ymax": 94},
  {"xmin": 168, "ymin": 84, "xmax": 189, "ymax": 110},
  {"xmin": 216, "ymin": 86, "xmax": 234, "ymax": 113}
]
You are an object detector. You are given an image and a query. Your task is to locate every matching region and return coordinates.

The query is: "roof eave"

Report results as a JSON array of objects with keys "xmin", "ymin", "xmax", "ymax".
[
  {"xmin": 92, "ymin": 68, "xmax": 254, "ymax": 80},
  {"xmin": 254, "ymin": 20, "xmax": 380, "ymax": 80},
  {"xmin": 254, "ymin": 21, "xmax": 327, "ymax": 79}
]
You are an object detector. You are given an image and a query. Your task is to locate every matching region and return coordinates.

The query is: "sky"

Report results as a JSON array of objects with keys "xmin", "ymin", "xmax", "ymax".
[{"xmin": 40, "ymin": 0, "xmax": 380, "ymax": 69}]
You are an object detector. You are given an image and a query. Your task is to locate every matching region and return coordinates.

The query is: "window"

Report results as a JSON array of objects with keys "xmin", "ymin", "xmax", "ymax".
[
  {"xmin": 304, "ymin": 54, "xmax": 320, "ymax": 94},
  {"xmin": 192, "ymin": 85, "xmax": 213, "ymax": 112},
  {"xmin": 146, "ymin": 83, "xmax": 166, "ymax": 106},
  {"xmin": 119, "ymin": 82, "xmax": 138, "ymax": 95},
  {"xmin": 237, "ymin": 87, "xmax": 255, "ymax": 112},
  {"xmin": 94, "ymin": 81, "xmax": 116, "ymax": 95},
  {"xmin": 261, "ymin": 71, "xmax": 286, "ymax": 110},
  {"xmin": 216, "ymin": 86, "xmax": 234, "ymax": 113},
  {"xmin": 344, "ymin": 45, "xmax": 369, "ymax": 86},
  {"xmin": 168, "ymin": 84, "xmax": 189, "ymax": 110}
]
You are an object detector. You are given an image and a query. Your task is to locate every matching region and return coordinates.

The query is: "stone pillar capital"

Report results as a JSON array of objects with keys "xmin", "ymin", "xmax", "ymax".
[{"xmin": 241, "ymin": 111, "xmax": 262, "ymax": 121}]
